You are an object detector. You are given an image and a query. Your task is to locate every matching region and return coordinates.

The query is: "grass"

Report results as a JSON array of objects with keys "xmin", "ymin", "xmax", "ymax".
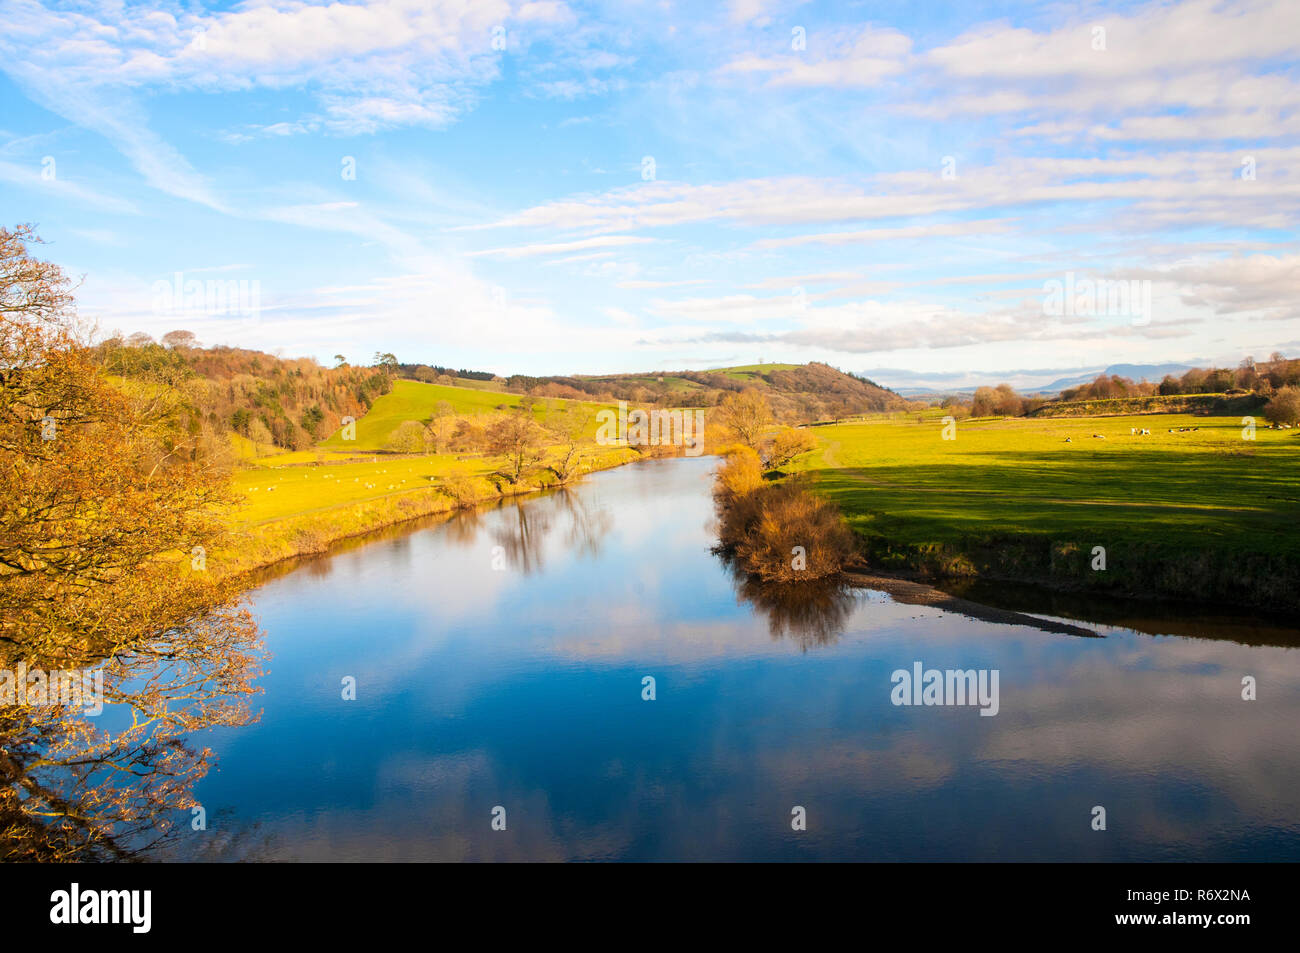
[
  {"xmin": 714, "ymin": 362, "xmax": 800, "ymax": 381},
  {"xmin": 232, "ymin": 455, "xmax": 469, "ymax": 526},
  {"xmin": 788, "ymin": 412, "xmax": 1300, "ymax": 606},
  {"xmin": 317, "ymin": 379, "xmax": 613, "ymax": 450},
  {"xmin": 577, "ymin": 373, "xmax": 707, "ymax": 393},
  {"xmin": 212, "ymin": 376, "xmax": 705, "ymax": 577},
  {"xmin": 575, "ymin": 362, "xmax": 798, "ymax": 389},
  {"xmin": 215, "ymin": 442, "xmax": 640, "ymax": 575},
  {"xmin": 215, "ymin": 378, "xmax": 658, "ymax": 575}
]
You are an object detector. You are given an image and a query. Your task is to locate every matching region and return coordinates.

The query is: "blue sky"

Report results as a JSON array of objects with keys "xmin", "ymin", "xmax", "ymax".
[{"xmin": 1, "ymin": 0, "xmax": 1297, "ymax": 384}]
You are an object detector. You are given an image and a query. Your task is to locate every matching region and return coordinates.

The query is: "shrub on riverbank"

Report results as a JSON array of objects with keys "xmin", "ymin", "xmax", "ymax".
[
  {"xmin": 713, "ymin": 448, "xmax": 854, "ymax": 582},
  {"xmin": 713, "ymin": 445, "xmax": 764, "ymax": 506}
]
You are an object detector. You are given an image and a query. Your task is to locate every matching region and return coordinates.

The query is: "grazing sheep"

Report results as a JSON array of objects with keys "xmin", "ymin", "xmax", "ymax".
[
  {"xmin": 1092, "ymin": 433, "xmax": 1105, "ymax": 439},
  {"xmin": 1141, "ymin": 428, "xmax": 1150, "ymax": 435},
  {"xmin": 1130, "ymin": 428, "xmax": 1137, "ymax": 435}
]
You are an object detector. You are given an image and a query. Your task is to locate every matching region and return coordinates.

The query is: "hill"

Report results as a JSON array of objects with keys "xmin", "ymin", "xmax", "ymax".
[
  {"xmin": 318, "ymin": 379, "xmax": 612, "ymax": 450},
  {"xmin": 485, "ymin": 361, "xmax": 903, "ymax": 423},
  {"xmin": 874, "ymin": 362, "xmax": 1201, "ymax": 398},
  {"xmin": 95, "ymin": 338, "xmax": 393, "ymax": 454}
]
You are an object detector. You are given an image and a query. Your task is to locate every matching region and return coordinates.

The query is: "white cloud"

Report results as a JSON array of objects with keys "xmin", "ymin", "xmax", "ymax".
[
  {"xmin": 752, "ymin": 218, "xmax": 1016, "ymax": 249},
  {"xmin": 468, "ymin": 235, "xmax": 657, "ymax": 259},
  {"xmin": 722, "ymin": 25, "xmax": 911, "ymax": 87},
  {"xmin": 477, "ymin": 147, "xmax": 1300, "ymax": 237}
]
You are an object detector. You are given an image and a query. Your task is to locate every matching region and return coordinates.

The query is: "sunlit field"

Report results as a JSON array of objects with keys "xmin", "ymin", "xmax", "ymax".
[
  {"xmin": 792, "ymin": 411, "xmax": 1299, "ymax": 601},
  {"xmin": 316, "ymin": 379, "xmax": 613, "ymax": 451}
]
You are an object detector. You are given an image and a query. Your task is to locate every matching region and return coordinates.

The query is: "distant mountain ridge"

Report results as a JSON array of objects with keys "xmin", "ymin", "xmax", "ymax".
[
  {"xmin": 1036, "ymin": 363, "xmax": 1201, "ymax": 395},
  {"xmin": 870, "ymin": 362, "xmax": 1200, "ymax": 398}
]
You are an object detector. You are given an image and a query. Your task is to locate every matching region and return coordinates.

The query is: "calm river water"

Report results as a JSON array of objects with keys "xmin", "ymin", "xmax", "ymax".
[{"xmin": 183, "ymin": 456, "xmax": 1300, "ymax": 861}]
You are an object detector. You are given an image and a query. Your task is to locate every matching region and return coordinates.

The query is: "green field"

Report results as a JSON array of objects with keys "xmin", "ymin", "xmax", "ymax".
[
  {"xmin": 317, "ymin": 379, "xmax": 612, "ymax": 451},
  {"xmin": 577, "ymin": 362, "xmax": 799, "ymax": 391},
  {"xmin": 236, "ymin": 377, "xmax": 632, "ymax": 525},
  {"xmin": 790, "ymin": 411, "xmax": 1300, "ymax": 605},
  {"xmin": 578, "ymin": 373, "xmax": 707, "ymax": 393},
  {"xmin": 232, "ymin": 454, "xmax": 471, "ymax": 526},
  {"xmin": 714, "ymin": 362, "xmax": 800, "ymax": 381},
  {"xmin": 213, "ymin": 378, "xmax": 644, "ymax": 574}
]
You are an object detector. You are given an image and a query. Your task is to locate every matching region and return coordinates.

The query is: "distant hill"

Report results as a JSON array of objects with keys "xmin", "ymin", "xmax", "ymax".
[
  {"xmin": 95, "ymin": 339, "xmax": 394, "ymax": 453},
  {"xmin": 1035, "ymin": 363, "xmax": 1199, "ymax": 395},
  {"xmin": 495, "ymin": 362, "xmax": 904, "ymax": 423},
  {"xmin": 868, "ymin": 362, "xmax": 1200, "ymax": 398}
]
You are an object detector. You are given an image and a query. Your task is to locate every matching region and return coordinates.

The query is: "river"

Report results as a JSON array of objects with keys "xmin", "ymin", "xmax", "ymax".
[{"xmin": 182, "ymin": 456, "xmax": 1300, "ymax": 861}]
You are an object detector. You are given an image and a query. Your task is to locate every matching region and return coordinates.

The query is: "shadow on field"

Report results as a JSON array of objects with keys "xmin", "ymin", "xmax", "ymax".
[{"xmin": 807, "ymin": 449, "xmax": 1300, "ymax": 623}]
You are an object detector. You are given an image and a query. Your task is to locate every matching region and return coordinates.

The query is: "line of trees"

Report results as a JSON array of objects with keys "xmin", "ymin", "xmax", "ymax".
[
  {"xmin": 937, "ymin": 354, "xmax": 1298, "ymax": 421},
  {"xmin": 398, "ymin": 362, "xmax": 496, "ymax": 383},
  {"xmin": 95, "ymin": 337, "xmax": 394, "ymax": 454},
  {"xmin": 1157, "ymin": 355, "xmax": 1299, "ymax": 396}
]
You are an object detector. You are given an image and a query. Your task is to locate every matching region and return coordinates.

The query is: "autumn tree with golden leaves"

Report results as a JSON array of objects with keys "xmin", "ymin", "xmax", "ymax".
[{"xmin": 0, "ymin": 225, "xmax": 265, "ymax": 860}]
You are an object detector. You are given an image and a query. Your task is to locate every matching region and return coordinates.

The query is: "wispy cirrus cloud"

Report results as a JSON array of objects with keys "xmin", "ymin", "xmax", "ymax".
[
  {"xmin": 1, "ymin": 0, "xmax": 1297, "ymax": 376},
  {"xmin": 468, "ymin": 235, "xmax": 657, "ymax": 259}
]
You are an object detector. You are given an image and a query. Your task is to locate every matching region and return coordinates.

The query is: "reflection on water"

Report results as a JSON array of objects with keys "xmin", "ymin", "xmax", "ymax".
[
  {"xmin": 722, "ymin": 559, "xmax": 858, "ymax": 650},
  {"xmin": 100, "ymin": 457, "xmax": 1300, "ymax": 860}
]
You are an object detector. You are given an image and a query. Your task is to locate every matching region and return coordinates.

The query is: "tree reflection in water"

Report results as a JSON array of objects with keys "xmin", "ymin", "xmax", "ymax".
[
  {"xmin": 556, "ymin": 489, "xmax": 613, "ymax": 560},
  {"xmin": 488, "ymin": 488, "xmax": 612, "ymax": 574},
  {"xmin": 0, "ymin": 611, "xmax": 265, "ymax": 861},
  {"xmin": 722, "ymin": 556, "xmax": 859, "ymax": 650}
]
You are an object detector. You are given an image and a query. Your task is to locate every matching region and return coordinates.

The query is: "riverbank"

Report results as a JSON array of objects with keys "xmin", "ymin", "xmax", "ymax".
[
  {"xmin": 212, "ymin": 444, "xmax": 643, "ymax": 579},
  {"xmin": 791, "ymin": 410, "xmax": 1300, "ymax": 612}
]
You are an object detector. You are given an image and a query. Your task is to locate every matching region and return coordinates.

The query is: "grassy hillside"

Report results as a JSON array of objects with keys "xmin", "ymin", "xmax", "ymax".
[
  {"xmin": 318, "ymin": 379, "xmax": 614, "ymax": 450},
  {"xmin": 220, "ymin": 377, "xmax": 641, "ymax": 571},
  {"xmin": 96, "ymin": 339, "xmax": 394, "ymax": 452},
  {"xmin": 320, "ymin": 380, "xmax": 515, "ymax": 449},
  {"xmin": 513, "ymin": 361, "xmax": 904, "ymax": 422},
  {"xmin": 790, "ymin": 411, "xmax": 1300, "ymax": 607},
  {"xmin": 716, "ymin": 362, "xmax": 801, "ymax": 380}
]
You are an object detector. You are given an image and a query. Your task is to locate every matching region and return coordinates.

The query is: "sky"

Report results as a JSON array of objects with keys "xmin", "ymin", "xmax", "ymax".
[{"xmin": 1, "ymin": 0, "xmax": 1297, "ymax": 385}]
